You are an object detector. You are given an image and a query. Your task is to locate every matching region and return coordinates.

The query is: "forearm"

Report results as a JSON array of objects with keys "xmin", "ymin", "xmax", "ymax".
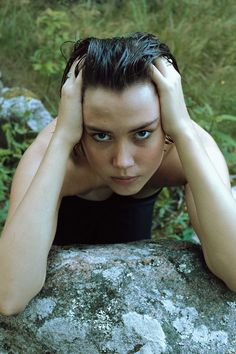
[
  {"xmin": 0, "ymin": 133, "xmax": 72, "ymax": 312},
  {"xmin": 174, "ymin": 125, "xmax": 236, "ymax": 288}
]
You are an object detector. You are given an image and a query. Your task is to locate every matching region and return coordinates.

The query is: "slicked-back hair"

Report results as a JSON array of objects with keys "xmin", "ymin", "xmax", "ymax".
[{"xmin": 60, "ymin": 32, "xmax": 179, "ymax": 95}]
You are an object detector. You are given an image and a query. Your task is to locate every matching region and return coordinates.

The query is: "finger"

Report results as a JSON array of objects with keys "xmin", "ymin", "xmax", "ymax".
[
  {"xmin": 149, "ymin": 63, "xmax": 166, "ymax": 89},
  {"xmin": 74, "ymin": 68, "xmax": 83, "ymax": 89},
  {"xmin": 66, "ymin": 58, "xmax": 84, "ymax": 81},
  {"xmin": 74, "ymin": 57, "xmax": 85, "ymax": 78},
  {"xmin": 63, "ymin": 68, "xmax": 82, "ymax": 99},
  {"xmin": 154, "ymin": 57, "xmax": 175, "ymax": 76},
  {"xmin": 66, "ymin": 61, "xmax": 78, "ymax": 81}
]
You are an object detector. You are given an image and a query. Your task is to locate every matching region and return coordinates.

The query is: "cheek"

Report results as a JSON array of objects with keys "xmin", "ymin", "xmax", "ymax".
[
  {"xmin": 132, "ymin": 145, "xmax": 163, "ymax": 172},
  {"xmin": 82, "ymin": 138, "xmax": 108, "ymax": 165},
  {"xmin": 142, "ymin": 145, "xmax": 163, "ymax": 166},
  {"xmin": 141, "ymin": 132, "xmax": 165, "ymax": 164}
]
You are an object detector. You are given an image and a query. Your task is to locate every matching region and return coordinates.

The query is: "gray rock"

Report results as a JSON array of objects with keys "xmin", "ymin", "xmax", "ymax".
[
  {"xmin": 1, "ymin": 240, "xmax": 236, "ymax": 353},
  {"xmin": 0, "ymin": 87, "xmax": 52, "ymax": 132}
]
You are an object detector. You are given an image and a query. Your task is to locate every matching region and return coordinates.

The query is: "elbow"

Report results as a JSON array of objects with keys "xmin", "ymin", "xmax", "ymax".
[
  {"xmin": 224, "ymin": 280, "xmax": 236, "ymax": 293},
  {"xmin": 0, "ymin": 286, "xmax": 43, "ymax": 316},
  {"xmin": 204, "ymin": 253, "xmax": 236, "ymax": 292},
  {"xmin": 0, "ymin": 275, "xmax": 46, "ymax": 316},
  {"xmin": 209, "ymin": 269, "xmax": 236, "ymax": 293},
  {"xmin": 0, "ymin": 285, "xmax": 43, "ymax": 316},
  {"xmin": 0, "ymin": 300, "xmax": 27, "ymax": 316},
  {"xmin": 208, "ymin": 264, "xmax": 236, "ymax": 292}
]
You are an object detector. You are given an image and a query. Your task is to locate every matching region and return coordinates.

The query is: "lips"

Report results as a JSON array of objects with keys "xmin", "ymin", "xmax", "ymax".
[
  {"xmin": 112, "ymin": 176, "xmax": 136, "ymax": 180},
  {"xmin": 111, "ymin": 176, "xmax": 138, "ymax": 185}
]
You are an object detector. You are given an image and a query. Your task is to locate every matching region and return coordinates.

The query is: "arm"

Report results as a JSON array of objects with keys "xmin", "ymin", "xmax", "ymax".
[
  {"xmin": 178, "ymin": 125, "xmax": 236, "ymax": 290},
  {"xmin": 151, "ymin": 59, "xmax": 236, "ymax": 291},
  {"xmin": 0, "ymin": 62, "xmax": 83, "ymax": 315}
]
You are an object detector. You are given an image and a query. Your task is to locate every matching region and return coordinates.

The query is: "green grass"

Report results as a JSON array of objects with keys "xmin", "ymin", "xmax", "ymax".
[
  {"xmin": 1, "ymin": 0, "xmax": 235, "ymax": 116},
  {"xmin": 0, "ymin": 0, "xmax": 236, "ymax": 239}
]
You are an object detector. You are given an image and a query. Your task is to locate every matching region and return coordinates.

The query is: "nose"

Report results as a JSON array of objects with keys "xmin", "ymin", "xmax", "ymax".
[{"xmin": 112, "ymin": 142, "xmax": 135, "ymax": 170}]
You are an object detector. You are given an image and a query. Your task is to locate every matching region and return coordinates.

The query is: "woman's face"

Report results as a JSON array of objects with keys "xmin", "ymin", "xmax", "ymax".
[{"xmin": 82, "ymin": 82, "xmax": 165, "ymax": 195}]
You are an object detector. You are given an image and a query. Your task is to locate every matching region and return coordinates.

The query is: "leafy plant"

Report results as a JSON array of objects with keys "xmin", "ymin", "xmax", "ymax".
[
  {"xmin": 0, "ymin": 121, "xmax": 36, "ymax": 232},
  {"xmin": 30, "ymin": 8, "xmax": 71, "ymax": 94},
  {"xmin": 152, "ymin": 187, "xmax": 194, "ymax": 243}
]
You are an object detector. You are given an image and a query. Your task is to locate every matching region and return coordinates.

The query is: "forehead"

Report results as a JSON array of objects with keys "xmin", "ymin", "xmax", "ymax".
[{"xmin": 83, "ymin": 83, "xmax": 159, "ymax": 121}]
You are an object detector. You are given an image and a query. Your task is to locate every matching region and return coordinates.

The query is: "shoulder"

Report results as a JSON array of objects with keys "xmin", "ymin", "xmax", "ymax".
[
  {"xmin": 191, "ymin": 121, "xmax": 229, "ymax": 179},
  {"xmin": 191, "ymin": 120, "xmax": 219, "ymax": 147},
  {"xmin": 191, "ymin": 121, "xmax": 230, "ymax": 185}
]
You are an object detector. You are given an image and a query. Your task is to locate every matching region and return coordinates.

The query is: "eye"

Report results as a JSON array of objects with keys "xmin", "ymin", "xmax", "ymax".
[
  {"xmin": 135, "ymin": 130, "xmax": 152, "ymax": 140},
  {"xmin": 92, "ymin": 132, "xmax": 111, "ymax": 142}
]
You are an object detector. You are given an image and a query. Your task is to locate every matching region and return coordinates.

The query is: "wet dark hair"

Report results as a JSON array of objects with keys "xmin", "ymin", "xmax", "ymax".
[{"xmin": 60, "ymin": 32, "xmax": 179, "ymax": 94}]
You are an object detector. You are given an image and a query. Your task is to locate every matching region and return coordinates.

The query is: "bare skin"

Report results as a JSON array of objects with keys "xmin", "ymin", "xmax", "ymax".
[{"xmin": 0, "ymin": 58, "xmax": 236, "ymax": 316}]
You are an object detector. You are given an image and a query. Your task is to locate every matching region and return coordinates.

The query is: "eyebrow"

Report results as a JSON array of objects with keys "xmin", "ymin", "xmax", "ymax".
[{"xmin": 84, "ymin": 117, "xmax": 159, "ymax": 133}]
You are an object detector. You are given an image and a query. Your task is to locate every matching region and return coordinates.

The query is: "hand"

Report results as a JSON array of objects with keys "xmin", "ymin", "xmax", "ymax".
[
  {"xmin": 150, "ymin": 58, "xmax": 192, "ymax": 140},
  {"xmin": 55, "ymin": 60, "xmax": 84, "ymax": 146}
]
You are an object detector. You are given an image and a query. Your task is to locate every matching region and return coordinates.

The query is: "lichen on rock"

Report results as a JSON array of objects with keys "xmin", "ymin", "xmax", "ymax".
[
  {"xmin": 1, "ymin": 240, "xmax": 236, "ymax": 353},
  {"xmin": 0, "ymin": 86, "xmax": 52, "ymax": 133}
]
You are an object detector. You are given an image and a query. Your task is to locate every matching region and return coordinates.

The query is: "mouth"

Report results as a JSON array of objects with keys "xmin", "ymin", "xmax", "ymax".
[{"xmin": 111, "ymin": 176, "xmax": 138, "ymax": 185}]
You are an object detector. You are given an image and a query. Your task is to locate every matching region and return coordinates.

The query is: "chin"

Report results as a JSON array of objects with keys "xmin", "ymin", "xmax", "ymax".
[
  {"xmin": 113, "ymin": 189, "xmax": 137, "ymax": 196},
  {"xmin": 111, "ymin": 182, "xmax": 144, "ymax": 196}
]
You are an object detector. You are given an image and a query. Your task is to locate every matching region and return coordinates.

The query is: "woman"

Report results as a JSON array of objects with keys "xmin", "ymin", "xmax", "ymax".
[{"xmin": 0, "ymin": 32, "xmax": 236, "ymax": 315}]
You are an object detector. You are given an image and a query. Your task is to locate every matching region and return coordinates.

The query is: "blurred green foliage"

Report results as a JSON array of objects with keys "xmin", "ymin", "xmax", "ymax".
[
  {"xmin": 0, "ymin": 0, "xmax": 235, "ymax": 239},
  {"xmin": 31, "ymin": 9, "xmax": 71, "ymax": 77},
  {"xmin": 0, "ymin": 121, "xmax": 36, "ymax": 231}
]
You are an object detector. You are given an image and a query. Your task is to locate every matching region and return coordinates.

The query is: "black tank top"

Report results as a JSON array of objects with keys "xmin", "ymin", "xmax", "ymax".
[{"xmin": 53, "ymin": 189, "xmax": 162, "ymax": 245}]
